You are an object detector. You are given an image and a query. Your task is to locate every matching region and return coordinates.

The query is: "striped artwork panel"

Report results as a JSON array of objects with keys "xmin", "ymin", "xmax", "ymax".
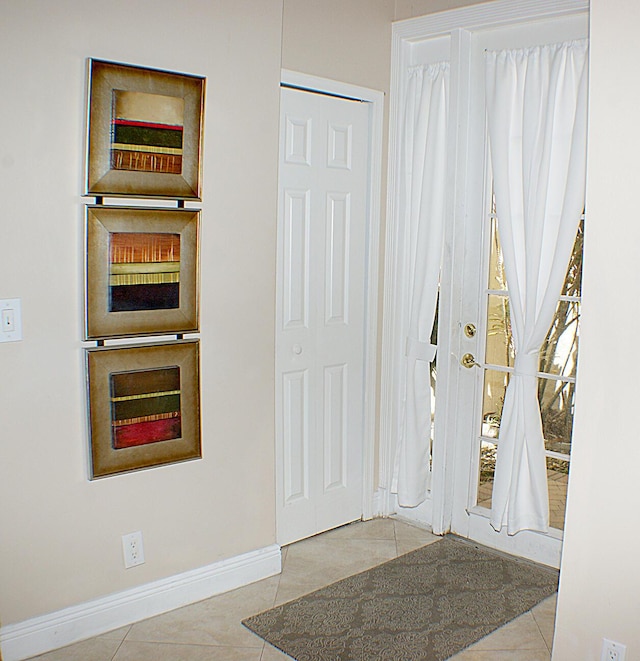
[
  {"xmin": 111, "ymin": 90, "xmax": 184, "ymax": 174},
  {"xmin": 109, "ymin": 232, "xmax": 180, "ymax": 312},
  {"xmin": 110, "ymin": 366, "xmax": 182, "ymax": 449}
]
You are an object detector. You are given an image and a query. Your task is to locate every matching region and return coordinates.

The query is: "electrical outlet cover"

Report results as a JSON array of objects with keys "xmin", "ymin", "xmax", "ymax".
[
  {"xmin": 122, "ymin": 531, "xmax": 145, "ymax": 568},
  {"xmin": 601, "ymin": 638, "xmax": 626, "ymax": 661}
]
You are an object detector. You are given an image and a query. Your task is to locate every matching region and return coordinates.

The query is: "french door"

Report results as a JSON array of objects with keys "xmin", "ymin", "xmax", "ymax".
[{"xmin": 384, "ymin": 1, "xmax": 589, "ymax": 567}]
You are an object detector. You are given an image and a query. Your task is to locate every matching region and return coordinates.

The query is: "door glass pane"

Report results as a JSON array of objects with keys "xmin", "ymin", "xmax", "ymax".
[
  {"xmin": 547, "ymin": 457, "xmax": 569, "ymax": 531},
  {"xmin": 477, "ymin": 440, "xmax": 497, "ymax": 510},
  {"xmin": 478, "ymin": 208, "xmax": 582, "ymax": 530},
  {"xmin": 483, "ymin": 369, "xmax": 574, "ymax": 453},
  {"xmin": 481, "ymin": 369, "xmax": 509, "ymax": 439},
  {"xmin": 539, "ymin": 300, "xmax": 580, "ymax": 379},
  {"xmin": 428, "ymin": 293, "xmax": 439, "ymax": 475},
  {"xmin": 539, "ymin": 378, "xmax": 575, "ymax": 455},
  {"xmin": 561, "ymin": 217, "xmax": 584, "ymax": 297},
  {"xmin": 477, "ymin": 440, "xmax": 570, "ymax": 522},
  {"xmin": 485, "ymin": 218, "xmax": 583, "ymax": 377},
  {"xmin": 487, "ymin": 215, "xmax": 508, "ymax": 291},
  {"xmin": 485, "ymin": 294, "xmax": 514, "ymax": 368}
]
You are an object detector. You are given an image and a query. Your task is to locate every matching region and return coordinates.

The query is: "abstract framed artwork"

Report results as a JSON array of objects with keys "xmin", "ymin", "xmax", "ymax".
[
  {"xmin": 85, "ymin": 205, "xmax": 200, "ymax": 339},
  {"xmin": 86, "ymin": 339, "xmax": 201, "ymax": 478},
  {"xmin": 86, "ymin": 59, "xmax": 205, "ymax": 199}
]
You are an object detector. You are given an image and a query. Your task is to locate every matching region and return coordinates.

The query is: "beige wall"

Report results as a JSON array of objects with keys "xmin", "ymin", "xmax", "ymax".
[
  {"xmin": 282, "ymin": 0, "xmax": 394, "ymax": 91},
  {"xmin": 0, "ymin": 0, "xmax": 399, "ymax": 632},
  {"xmin": 0, "ymin": 0, "xmax": 282, "ymax": 625},
  {"xmin": 553, "ymin": 0, "xmax": 640, "ymax": 657}
]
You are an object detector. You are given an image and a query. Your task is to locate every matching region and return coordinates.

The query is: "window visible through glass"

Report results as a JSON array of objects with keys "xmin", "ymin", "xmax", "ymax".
[
  {"xmin": 485, "ymin": 214, "xmax": 583, "ymax": 378},
  {"xmin": 478, "ymin": 204, "xmax": 583, "ymax": 528}
]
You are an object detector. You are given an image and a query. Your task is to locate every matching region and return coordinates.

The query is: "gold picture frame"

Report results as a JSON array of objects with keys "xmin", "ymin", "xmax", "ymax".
[
  {"xmin": 86, "ymin": 340, "xmax": 201, "ymax": 478},
  {"xmin": 86, "ymin": 59, "xmax": 205, "ymax": 199},
  {"xmin": 85, "ymin": 205, "xmax": 200, "ymax": 340}
]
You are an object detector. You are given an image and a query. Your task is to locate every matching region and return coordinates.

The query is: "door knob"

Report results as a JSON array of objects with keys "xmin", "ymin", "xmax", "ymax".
[
  {"xmin": 461, "ymin": 353, "xmax": 480, "ymax": 368},
  {"xmin": 464, "ymin": 323, "xmax": 477, "ymax": 338},
  {"xmin": 293, "ymin": 344, "xmax": 303, "ymax": 355}
]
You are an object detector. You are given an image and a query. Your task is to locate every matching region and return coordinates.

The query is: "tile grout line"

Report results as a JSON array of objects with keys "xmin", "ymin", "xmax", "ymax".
[
  {"xmin": 110, "ymin": 625, "xmax": 131, "ymax": 660},
  {"xmin": 531, "ymin": 602, "xmax": 554, "ymax": 656}
]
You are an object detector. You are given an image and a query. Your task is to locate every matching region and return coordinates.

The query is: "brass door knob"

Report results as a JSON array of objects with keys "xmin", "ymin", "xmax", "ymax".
[
  {"xmin": 461, "ymin": 353, "xmax": 480, "ymax": 368},
  {"xmin": 464, "ymin": 323, "xmax": 477, "ymax": 338}
]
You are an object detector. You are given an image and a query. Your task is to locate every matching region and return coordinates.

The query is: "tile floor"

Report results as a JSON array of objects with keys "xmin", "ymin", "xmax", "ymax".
[{"xmin": 28, "ymin": 518, "xmax": 557, "ymax": 661}]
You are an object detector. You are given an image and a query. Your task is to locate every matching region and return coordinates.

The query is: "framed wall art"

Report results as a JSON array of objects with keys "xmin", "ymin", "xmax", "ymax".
[
  {"xmin": 86, "ymin": 59, "xmax": 205, "ymax": 200},
  {"xmin": 85, "ymin": 205, "xmax": 200, "ymax": 340},
  {"xmin": 86, "ymin": 339, "xmax": 201, "ymax": 478}
]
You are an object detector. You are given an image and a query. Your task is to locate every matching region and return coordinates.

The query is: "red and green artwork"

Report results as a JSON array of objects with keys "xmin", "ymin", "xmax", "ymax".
[
  {"xmin": 111, "ymin": 90, "xmax": 184, "ymax": 174},
  {"xmin": 109, "ymin": 232, "xmax": 180, "ymax": 312},
  {"xmin": 110, "ymin": 366, "xmax": 182, "ymax": 449}
]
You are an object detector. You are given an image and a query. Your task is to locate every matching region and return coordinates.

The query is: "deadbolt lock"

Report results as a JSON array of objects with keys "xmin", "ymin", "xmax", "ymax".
[{"xmin": 464, "ymin": 323, "xmax": 477, "ymax": 338}]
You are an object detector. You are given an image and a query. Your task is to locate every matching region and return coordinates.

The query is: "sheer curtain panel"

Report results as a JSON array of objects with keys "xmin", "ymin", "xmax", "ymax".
[
  {"xmin": 392, "ymin": 63, "xmax": 449, "ymax": 507},
  {"xmin": 485, "ymin": 40, "xmax": 588, "ymax": 534}
]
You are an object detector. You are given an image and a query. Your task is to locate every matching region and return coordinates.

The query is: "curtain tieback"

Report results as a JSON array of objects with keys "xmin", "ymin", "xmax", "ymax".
[
  {"xmin": 513, "ymin": 352, "xmax": 538, "ymax": 379},
  {"xmin": 406, "ymin": 336, "xmax": 437, "ymax": 363}
]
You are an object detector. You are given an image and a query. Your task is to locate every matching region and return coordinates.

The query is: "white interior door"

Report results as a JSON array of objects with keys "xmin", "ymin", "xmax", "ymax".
[{"xmin": 275, "ymin": 85, "xmax": 370, "ymax": 546}]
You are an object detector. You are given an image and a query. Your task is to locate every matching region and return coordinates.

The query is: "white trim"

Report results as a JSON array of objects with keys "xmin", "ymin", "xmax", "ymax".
[
  {"xmin": 281, "ymin": 70, "xmax": 384, "ymax": 106},
  {"xmin": 378, "ymin": 19, "xmax": 407, "ymax": 518},
  {"xmin": 466, "ymin": 512, "xmax": 563, "ymax": 568},
  {"xmin": 279, "ymin": 70, "xmax": 384, "ymax": 523},
  {"xmin": 370, "ymin": 487, "xmax": 387, "ymax": 519},
  {"xmin": 393, "ymin": 0, "xmax": 589, "ymax": 39},
  {"xmin": 0, "ymin": 544, "xmax": 281, "ymax": 661}
]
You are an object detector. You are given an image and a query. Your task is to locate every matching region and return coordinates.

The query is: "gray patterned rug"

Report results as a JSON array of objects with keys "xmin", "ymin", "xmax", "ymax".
[{"xmin": 243, "ymin": 535, "xmax": 558, "ymax": 661}]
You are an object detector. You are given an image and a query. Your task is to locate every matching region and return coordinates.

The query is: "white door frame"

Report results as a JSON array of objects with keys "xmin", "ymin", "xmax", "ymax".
[
  {"xmin": 278, "ymin": 70, "xmax": 384, "ymax": 523},
  {"xmin": 379, "ymin": 0, "xmax": 589, "ymax": 545}
]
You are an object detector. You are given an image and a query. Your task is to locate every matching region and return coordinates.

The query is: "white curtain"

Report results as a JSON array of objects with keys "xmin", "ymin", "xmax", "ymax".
[
  {"xmin": 485, "ymin": 40, "xmax": 588, "ymax": 534},
  {"xmin": 392, "ymin": 62, "xmax": 449, "ymax": 507}
]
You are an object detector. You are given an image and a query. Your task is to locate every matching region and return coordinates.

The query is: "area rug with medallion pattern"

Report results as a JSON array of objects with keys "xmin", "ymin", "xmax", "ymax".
[{"xmin": 242, "ymin": 535, "xmax": 558, "ymax": 661}]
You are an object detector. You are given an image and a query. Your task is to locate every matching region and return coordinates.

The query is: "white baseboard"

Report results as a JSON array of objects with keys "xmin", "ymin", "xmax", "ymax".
[{"xmin": 0, "ymin": 544, "xmax": 281, "ymax": 661}]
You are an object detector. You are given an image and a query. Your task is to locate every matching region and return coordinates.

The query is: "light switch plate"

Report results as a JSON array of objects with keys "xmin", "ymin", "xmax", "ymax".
[{"xmin": 0, "ymin": 299, "xmax": 22, "ymax": 342}]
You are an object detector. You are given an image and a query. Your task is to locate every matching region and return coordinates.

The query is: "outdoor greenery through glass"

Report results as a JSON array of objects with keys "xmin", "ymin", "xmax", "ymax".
[{"xmin": 477, "ymin": 209, "xmax": 584, "ymax": 531}]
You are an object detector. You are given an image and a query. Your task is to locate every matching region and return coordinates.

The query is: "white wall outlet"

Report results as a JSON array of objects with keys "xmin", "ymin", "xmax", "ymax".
[
  {"xmin": 122, "ymin": 531, "xmax": 145, "ymax": 569},
  {"xmin": 601, "ymin": 638, "xmax": 626, "ymax": 661}
]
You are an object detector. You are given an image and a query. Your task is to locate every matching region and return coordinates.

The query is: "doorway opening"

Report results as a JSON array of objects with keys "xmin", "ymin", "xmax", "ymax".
[
  {"xmin": 275, "ymin": 72, "xmax": 384, "ymax": 545},
  {"xmin": 381, "ymin": 0, "xmax": 589, "ymax": 567}
]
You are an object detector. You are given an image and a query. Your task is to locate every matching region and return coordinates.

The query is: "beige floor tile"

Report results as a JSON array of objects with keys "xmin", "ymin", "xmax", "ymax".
[
  {"xmin": 393, "ymin": 518, "xmax": 437, "ymax": 541},
  {"xmin": 320, "ymin": 517, "xmax": 396, "ymax": 541},
  {"xmin": 450, "ymin": 650, "xmax": 550, "ymax": 660},
  {"xmin": 274, "ymin": 537, "xmax": 397, "ymax": 604},
  {"xmin": 98, "ymin": 625, "xmax": 131, "ymax": 642},
  {"xmin": 393, "ymin": 518, "xmax": 441, "ymax": 555},
  {"xmin": 532, "ymin": 594, "xmax": 557, "ymax": 649},
  {"xmin": 396, "ymin": 538, "xmax": 441, "ymax": 557},
  {"xmin": 125, "ymin": 576, "xmax": 279, "ymax": 648},
  {"xmin": 29, "ymin": 637, "xmax": 122, "ymax": 660},
  {"xmin": 466, "ymin": 611, "xmax": 549, "ymax": 652},
  {"xmin": 113, "ymin": 640, "xmax": 263, "ymax": 660},
  {"xmin": 261, "ymin": 642, "xmax": 295, "ymax": 659}
]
